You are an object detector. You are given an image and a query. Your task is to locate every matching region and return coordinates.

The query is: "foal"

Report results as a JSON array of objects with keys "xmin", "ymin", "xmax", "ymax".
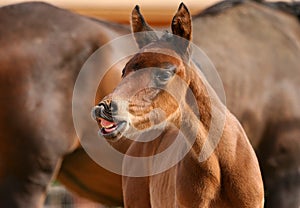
[{"xmin": 93, "ymin": 3, "xmax": 264, "ymax": 207}]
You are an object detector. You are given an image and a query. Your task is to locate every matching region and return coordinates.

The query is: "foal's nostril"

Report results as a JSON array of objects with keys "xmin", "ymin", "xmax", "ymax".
[
  {"xmin": 93, "ymin": 101, "xmax": 114, "ymax": 121},
  {"xmin": 91, "ymin": 105, "xmax": 103, "ymax": 120},
  {"xmin": 110, "ymin": 101, "xmax": 118, "ymax": 114}
]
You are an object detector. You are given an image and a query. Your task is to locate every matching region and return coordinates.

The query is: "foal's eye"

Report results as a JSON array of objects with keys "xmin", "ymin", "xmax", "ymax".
[
  {"xmin": 158, "ymin": 71, "xmax": 173, "ymax": 81},
  {"xmin": 155, "ymin": 70, "xmax": 175, "ymax": 85}
]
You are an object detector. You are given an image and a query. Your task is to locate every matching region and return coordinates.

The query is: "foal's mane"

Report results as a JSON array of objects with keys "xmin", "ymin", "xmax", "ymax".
[{"xmin": 195, "ymin": 0, "xmax": 300, "ymax": 22}]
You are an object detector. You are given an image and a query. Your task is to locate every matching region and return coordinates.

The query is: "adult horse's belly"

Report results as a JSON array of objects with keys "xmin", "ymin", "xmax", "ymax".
[{"xmin": 58, "ymin": 148, "xmax": 123, "ymax": 206}]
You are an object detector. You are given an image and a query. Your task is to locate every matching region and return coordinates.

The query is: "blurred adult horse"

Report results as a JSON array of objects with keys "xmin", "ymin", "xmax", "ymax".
[
  {"xmin": 192, "ymin": 1, "xmax": 300, "ymax": 207},
  {"xmin": 0, "ymin": 2, "xmax": 127, "ymax": 207}
]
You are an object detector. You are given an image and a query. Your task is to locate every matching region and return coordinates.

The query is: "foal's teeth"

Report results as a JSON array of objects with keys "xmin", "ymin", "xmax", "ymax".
[
  {"xmin": 104, "ymin": 124, "xmax": 114, "ymax": 129},
  {"xmin": 100, "ymin": 118, "xmax": 116, "ymax": 129}
]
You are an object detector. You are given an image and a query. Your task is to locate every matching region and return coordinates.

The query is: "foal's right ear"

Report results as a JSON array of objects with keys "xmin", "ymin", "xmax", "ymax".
[{"xmin": 131, "ymin": 5, "xmax": 159, "ymax": 49}]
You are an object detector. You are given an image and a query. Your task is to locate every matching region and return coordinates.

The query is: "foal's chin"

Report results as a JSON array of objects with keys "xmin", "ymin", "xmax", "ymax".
[{"xmin": 121, "ymin": 118, "xmax": 173, "ymax": 142}]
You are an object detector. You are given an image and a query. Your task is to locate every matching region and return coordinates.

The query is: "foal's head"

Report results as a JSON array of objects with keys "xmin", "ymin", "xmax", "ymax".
[{"xmin": 93, "ymin": 4, "xmax": 200, "ymax": 141}]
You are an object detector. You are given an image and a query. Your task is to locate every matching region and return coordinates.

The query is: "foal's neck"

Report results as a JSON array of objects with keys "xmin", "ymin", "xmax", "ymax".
[
  {"xmin": 179, "ymin": 64, "xmax": 225, "ymax": 157},
  {"xmin": 187, "ymin": 65, "xmax": 212, "ymax": 129}
]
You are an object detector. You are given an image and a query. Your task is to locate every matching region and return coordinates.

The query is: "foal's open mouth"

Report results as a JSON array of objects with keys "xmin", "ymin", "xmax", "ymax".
[{"xmin": 98, "ymin": 118, "xmax": 127, "ymax": 141}]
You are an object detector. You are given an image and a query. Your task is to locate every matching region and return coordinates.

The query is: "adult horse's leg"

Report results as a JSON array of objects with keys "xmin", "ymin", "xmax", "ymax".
[
  {"xmin": 0, "ymin": 75, "xmax": 77, "ymax": 207},
  {"xmin": 0, "ymin": 135, "xmax": 66, "ymax": 207},
  {"xmin": 0, "ymin": 113, "xmax": 73, "ymax": 207}
]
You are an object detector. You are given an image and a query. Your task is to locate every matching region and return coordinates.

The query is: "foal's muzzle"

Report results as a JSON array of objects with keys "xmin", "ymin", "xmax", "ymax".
[
  {"xmin": 92, "ymin": 100, "xmax": 127, "ymax": 141},
  {"xmin": 92, "ymin": 100, "xmax": 117, "ymax": 121}
]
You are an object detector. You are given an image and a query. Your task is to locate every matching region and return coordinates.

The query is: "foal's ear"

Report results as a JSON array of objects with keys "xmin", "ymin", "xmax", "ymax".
[
  {"xmin": 171, "ymin": 3, "xmax": 192, "ymax": 52},
  {"xmin": 131, "ymin": 5, "xmax": 159, "ymax": 49}
]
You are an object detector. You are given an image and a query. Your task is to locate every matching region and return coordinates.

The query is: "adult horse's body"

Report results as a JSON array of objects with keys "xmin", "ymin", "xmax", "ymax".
[
  {"xmin": 0, "ymin": 0, "xmax": 300, "ymax": 208},
  {"xmin": 0, "ymin": 2, "xmax": 127, "ymax": 207},
  {"xmin": 93, "ymin": 4, "xmax": 264, "ymax": 207}
]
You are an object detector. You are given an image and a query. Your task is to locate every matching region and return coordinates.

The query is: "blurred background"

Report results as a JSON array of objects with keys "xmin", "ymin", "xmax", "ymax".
[{"xmin": 1, "ymin": 0, "xmax": 219, "ymax": 25}]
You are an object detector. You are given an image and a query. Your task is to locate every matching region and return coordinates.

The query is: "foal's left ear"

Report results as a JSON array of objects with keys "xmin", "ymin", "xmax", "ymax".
[
  {"xmin": 171, "ymin": 3, "xmax": 192, "ymax": 52},
  {"xmin": 131, "ymin": 5, "xmax": 159, "ymax": 49}
]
